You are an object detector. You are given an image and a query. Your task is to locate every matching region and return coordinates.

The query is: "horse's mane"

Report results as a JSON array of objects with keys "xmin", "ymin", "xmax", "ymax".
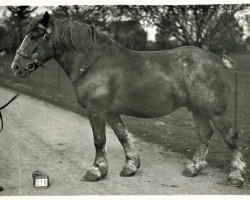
[
  {"xmin": 27, "ymin": 16, "xmax": 129, "ymax": 54},
  {"xmin": 51, "ymin": 18, "xmax": 128, "ymax": 53}
]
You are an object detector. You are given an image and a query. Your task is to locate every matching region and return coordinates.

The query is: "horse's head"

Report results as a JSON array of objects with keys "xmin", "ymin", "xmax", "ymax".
[{"xmin": 11, "ymin": 12, "xmax": 55, "ymax": 78}]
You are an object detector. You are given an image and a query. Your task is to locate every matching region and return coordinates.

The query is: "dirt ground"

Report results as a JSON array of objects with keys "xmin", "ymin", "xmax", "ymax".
[{"xmin": 0, "ymin": 86, "xmax": 248, "ymax": 195}]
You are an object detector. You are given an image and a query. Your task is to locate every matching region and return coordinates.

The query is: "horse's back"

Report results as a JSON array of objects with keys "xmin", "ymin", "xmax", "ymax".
[{"xmin": 115, "ymin": 46, "xmax": 231, "ymax": 116}]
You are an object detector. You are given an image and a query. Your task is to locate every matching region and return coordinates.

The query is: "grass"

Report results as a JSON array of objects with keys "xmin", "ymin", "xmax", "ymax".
[{"xmin": 1, "ymin": 53, "xmax": 250, "ymax": 182}]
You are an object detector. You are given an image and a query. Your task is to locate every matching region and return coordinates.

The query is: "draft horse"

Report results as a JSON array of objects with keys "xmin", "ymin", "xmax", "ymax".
[{"xmin": 11, "ymin": 12, "xmax": 246, "ymax": 186}]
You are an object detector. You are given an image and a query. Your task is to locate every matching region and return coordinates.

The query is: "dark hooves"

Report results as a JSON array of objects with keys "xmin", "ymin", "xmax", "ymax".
[
  {"xmin": 120, "ymin": 167, "xmax": 136, "ymax": 177},
  {"xmin": 182, "ymin": 166, "xmax": 198, "ymax": 177},
  {"xmin": 0, "ymin": 186, "xmax": 4, "ymax": 192},
  {"xmin": 83, "ymin": 174, "xmax": 103, "ymax": 182},
  {"xmin": 120, "ymin": 158, "xmax": 140, "ymax": 177},
  {"xmin": 83, "ymin": 166, "xmax": 107, "ymax": 182},
  {"xmin": 228, "ymin": 177, "xmax": 244, "ymax": 187}
]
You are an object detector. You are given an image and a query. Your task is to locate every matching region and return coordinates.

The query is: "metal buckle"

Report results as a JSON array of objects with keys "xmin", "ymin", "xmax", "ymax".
[
  {"xmin": 34, "ymin": 59, "xmax": 41, "ymax": 65},
  {"xmin": 43, "ymin": 34, "xmax": 48, "ymax": 40},
  {"xmin": 26, "ymin": 63, "xmax": 35, "ymax": 72},
  {"xmin": 33, "ymin": 53, "xmax": 38, "ymax": 58},
  {"xmin": 16, "ymin": 47, "xmax": 45, "ymax": 70}
]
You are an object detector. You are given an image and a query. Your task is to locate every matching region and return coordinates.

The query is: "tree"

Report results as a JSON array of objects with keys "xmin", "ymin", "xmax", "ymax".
[
  {"xmin": 8, "ymin": 5, "xmax": 246, "ymax": 53},
  {"xmin": 107, "ymin": 20, "xmax": 147, "ymax": 50},
  {"xmin": 49, "ymin": 6, "xmax": 149, "ymax": 49},
  {"xmin": 49, "ymin": 6, "xmax": 109, "ymax": 27},
  {"xmin": 3, "ymin": 6, "xmax": 37, "ymax": 52},
  {"xmin": 209, "ymin": 12, "xmax": 245, "ymax": 54},
  {"xmin": 150, "ymin": 5, "xmax": 247, "ymax": 53},
  {"xmin": 7, "ymin": 6, "xmax": 37, "ymax": 20}
]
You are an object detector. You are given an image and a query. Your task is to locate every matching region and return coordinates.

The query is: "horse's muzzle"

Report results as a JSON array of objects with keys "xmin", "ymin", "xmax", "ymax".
[
  {"xmin": 12, "ymin": 63, "xmax": 30, "ymax": 78},
  {"xmin": 12, "ymin": 63, "xmax": 21, "ymax": 74}
]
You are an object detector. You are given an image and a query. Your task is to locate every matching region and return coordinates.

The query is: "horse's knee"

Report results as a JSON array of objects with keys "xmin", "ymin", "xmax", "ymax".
[
  {"xmin": 107, "ymin": 113, "xmax": 129, "ymax": 142},
  {"xmin": 115, "ymin": 130, "xmax": 127, "ymax": 142},
  {"xmin": 94, "ymin": 138, "xmax": 106, "ymax": 149}
]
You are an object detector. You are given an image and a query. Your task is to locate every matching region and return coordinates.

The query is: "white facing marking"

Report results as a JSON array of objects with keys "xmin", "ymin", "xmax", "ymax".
[
  {"xmin": 19, "ymin": 35, "xmax": 28, "ymax": 50},
  {"xmin": 11, "ymin": 35, "xmax": 29, "ymax": 69}
]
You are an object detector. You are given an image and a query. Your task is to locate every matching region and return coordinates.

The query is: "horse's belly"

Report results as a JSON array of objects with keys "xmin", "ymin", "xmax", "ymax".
[
  {"xmin": 116, "ymin": 102, "xmax": 178, "ymax": 118},
  {"xmin": 115, "ymin": 87, "xmax": 180, "ymax": 118}
]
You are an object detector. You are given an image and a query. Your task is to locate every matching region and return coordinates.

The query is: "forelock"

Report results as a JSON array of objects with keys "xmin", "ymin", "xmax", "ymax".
[{"xmin": 26, "ymin": 17, "xmax": 43, "ymax": 34}]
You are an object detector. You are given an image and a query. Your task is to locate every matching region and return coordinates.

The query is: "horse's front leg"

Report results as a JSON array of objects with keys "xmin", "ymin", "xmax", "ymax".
[
  {"xmin": 107, "ymin": 112, "xmax": 140, "ymax": 177},
  {"xmin": 84, "ymin": 111, "xmax": 108, "ymax": 181}
]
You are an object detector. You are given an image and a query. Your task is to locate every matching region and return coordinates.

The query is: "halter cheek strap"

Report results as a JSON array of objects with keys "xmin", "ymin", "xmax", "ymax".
[
  {"xmin": 16, "ymin": 33, "xmax": 53, "ymax": 72},
  {"xmin": 16, "ymin": 49, "xmax": 43, "ymax": 66},
  {"xmin": 16, "ymin": 49, "xmax": 43, "ymax": 72}
]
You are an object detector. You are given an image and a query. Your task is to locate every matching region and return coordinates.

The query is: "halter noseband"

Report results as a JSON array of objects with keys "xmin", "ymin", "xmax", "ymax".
[
  {"xmin": 16, "ymin": 33, "xmax": 53, "ymax": 72},
  {"xmin": 16, "ymin": 49, "xmax": 43, "ymax": 72}
]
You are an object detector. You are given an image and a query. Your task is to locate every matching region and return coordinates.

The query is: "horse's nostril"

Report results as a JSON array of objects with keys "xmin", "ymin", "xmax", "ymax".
[{"xmin": 13, "ymin": 64, "xmax": 20, "ymax": 71}]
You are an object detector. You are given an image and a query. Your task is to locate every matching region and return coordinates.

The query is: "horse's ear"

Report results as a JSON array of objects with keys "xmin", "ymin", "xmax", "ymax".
[{"xmin": 41, "ymin": 11, "xmax": 50, "ymax": 27}]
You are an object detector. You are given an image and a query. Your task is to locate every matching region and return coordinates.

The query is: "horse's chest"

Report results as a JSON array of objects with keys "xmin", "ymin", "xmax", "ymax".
[{"xmin": 74, "ymin": 77, "xmax": 112, "ymax": 109}]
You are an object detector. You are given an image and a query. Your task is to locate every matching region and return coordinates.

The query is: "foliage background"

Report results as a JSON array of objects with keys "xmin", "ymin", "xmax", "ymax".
[{"xmin": 0, "ymin": 5, "xmax": 248, "ymax": 54}]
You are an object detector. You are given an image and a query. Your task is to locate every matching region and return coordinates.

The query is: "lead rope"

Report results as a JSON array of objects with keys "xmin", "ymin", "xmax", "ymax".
[{"xmin": 0, "ymin": 94, "xmax": 19, "ymax": 132}]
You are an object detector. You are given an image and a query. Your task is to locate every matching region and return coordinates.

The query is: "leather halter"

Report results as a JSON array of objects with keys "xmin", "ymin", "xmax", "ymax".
[
  {"xmin": 16, "ymin": 33, "xmax": 53, "ymax": 72},
  {"xmin": 16, "ymin": 49, "xmax": 43, "ymax": 72}
]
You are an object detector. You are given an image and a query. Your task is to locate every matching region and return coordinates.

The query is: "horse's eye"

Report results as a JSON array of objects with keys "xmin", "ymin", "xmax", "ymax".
[
  {"xmin": 30, "ymin": 33, "xmax": 40, "ymax": 41},
  {"xmin": 29, "ymin": 28, "xmax": 40, "ymax": 40},
  {"xmin": 31, "ymin": 36, "xmax": 39, "ymax": 40}
]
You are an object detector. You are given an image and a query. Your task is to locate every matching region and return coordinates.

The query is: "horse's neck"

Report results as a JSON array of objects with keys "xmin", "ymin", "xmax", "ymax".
[
  {"xmin": 55, "ymin": 42, "xmax": 122, "ymax": 83},
  {"xmin": 55, "ymin": 50, "xmax": 78, "ymax": 80}
]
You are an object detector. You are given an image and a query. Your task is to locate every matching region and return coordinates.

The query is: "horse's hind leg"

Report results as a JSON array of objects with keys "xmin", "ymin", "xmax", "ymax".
[
  {"xmin": 183, "ymin": 109, "xmax": 213, "ymax": 177},
  {"xmin": 210, "ymin": 115, "xmax": 246, "ymax": 186},
  {"xmin": 84, "ymin": 111, "xmax": 108, "ymax": 181},
  {"xmin": 107, "ymin": 112, "xmax": 140, "ymax": 177}
]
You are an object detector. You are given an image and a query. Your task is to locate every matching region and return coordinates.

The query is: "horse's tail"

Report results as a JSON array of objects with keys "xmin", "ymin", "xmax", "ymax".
[{"xmin": 222, "ymin": 55, "xmax": 236, "ymax": 70}]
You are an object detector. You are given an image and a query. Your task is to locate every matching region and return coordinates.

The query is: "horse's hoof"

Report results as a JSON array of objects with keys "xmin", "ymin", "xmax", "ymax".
[
  {"xmin": 228, "ymin": 172, "xmax": 244, "ymax": 187},
  {"xmin": 83, "ymin": 165, "xmax": 107, "ymax": 182},
  {"xmin": 120, "ymin": 160, "xmax": 138, "ymax": 177},
  {"xmin": 84, "ymin": 166, "xmax": 102, "ymax": 181},
  {"xmin": 182, "ymin": 164, "xmax": 198, "ymax": 177},
  {"xmin": 120, "ymin": 166, "xmax": 137, "ymax": 177},
  {"xmin": 228, "ymin": 177, "xmax": 244, "ymax": 187},
  {"xmin": 135, "ymin": 155, "xmax": 141, "ymax": 169},
  {"xmin": 197, "ymin": 161, "xmax": 208, "ymax": 171}
]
